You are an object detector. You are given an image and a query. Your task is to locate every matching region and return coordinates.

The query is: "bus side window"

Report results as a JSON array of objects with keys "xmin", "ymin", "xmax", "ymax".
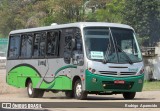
[
  {"xmin": 33, "ymin": 34, "xmax": 40, "ymax": 57},
  {"xmin": 33, "ymin": 32, "xmax": 46, "ymax": 58},
  {"xmin": 8, "ymin": 35, "xmax": 21, "ymax": 59},
  {"xmin": 72, "ymin": 30, "xmax": 84, "ymax": 66},
  {"xmin": 47, "ymin": 31, "xmax": 59, "ymax": 57},
  {"xmin": 64, "ymin": 35, "xmax": 72, "ymax": 64},
  {"xmin": 20, "ymin": 34, "xmax": 33, "ymax": 58},
  {"xmin": 40, "ymin": 33, "xmax": 46, "ymax": 56}
]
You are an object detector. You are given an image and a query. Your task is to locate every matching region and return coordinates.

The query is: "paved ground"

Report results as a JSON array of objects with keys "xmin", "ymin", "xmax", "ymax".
[{"xmin": 0, "ymin": 69, "xmax": 160, "ymax": 111}]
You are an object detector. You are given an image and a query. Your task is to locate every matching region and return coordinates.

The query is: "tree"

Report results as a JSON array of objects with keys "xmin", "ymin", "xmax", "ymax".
[
  {"xmin": 85, "ymin": 0, "xmax": 125, "ymax": 23},
  {"xmin": 0, "ymin": 0, "xmax": 49, "ymax": 36},
  {"xmin": 123, "ymin": 0, "xmax": 160, "ymax": 46},
  {"xmin": 42, "ymin": 0, "xmax": 84, "ymax": 25}
]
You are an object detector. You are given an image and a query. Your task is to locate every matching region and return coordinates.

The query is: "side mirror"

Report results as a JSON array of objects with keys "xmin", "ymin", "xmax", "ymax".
[
  {"xmin": 64, "ymin": 51, "xmax": 71, "ymax": 64},
  {"xmin": 72, "ymin": 53, "xmax": 84, "ymax": 66}
]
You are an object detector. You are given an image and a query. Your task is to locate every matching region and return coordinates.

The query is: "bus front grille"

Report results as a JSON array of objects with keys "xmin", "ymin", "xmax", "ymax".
[
  {"xmin": 120, "ymin": 72, "xmax": 136, "ymax": 75},
  {"xmin": 99, "ymin": 71, "xmax": 136, "ymax": 76},
  {"xmin": 99, "ymin": 71, "xmax": 117, "ymax": 75},
  {"xmin": 102, "ymin": 81, "xmax": 134, "ymax": 90}
]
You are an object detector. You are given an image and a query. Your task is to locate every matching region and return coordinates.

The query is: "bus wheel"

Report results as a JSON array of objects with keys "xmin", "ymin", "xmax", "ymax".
[
  {"xmin": 123, "ymin": 92, "xmax": 136, "ymax": 99},
  {"xmin": 65, "ymin": 91, "xmax": 73, "ymax": 98},
  {"xmin": 27, "ymin": 80, "xmax": 44, "ymax": 98},
  {"xmin": 74, "ymin": 79, "xmax": 87, "ymax": 100}
]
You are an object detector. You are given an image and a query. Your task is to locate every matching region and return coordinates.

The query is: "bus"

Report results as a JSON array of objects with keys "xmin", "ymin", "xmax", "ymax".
[{"xmin": 6, "ymin": 22, "xmax": 144, "ymax": 100}]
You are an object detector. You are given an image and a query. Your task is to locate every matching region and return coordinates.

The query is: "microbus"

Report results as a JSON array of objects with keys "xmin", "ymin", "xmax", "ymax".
[{"xmin": 6, "ymin": 22, "xmax": 144, "ymax": 100}]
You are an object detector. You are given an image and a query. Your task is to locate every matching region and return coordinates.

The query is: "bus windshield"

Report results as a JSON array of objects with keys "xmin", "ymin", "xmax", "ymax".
[{"xmin": 84, "ymin": 27, "xmax": 142, "ymax": 63}]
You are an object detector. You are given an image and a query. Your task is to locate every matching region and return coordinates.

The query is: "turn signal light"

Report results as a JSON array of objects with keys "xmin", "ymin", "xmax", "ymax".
[
  {"xmin": 88, "ymin": 68, "xmax": 96, "ymax": 73},
  {"xmin": 140, "ymin": 69, "xmax": 144, "ymax": 74}
]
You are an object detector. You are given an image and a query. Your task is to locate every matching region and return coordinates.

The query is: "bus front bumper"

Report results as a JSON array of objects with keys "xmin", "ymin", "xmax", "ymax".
[{"xmin": 85, "ymin": 70, "xmax": 144, "ymax": 92}]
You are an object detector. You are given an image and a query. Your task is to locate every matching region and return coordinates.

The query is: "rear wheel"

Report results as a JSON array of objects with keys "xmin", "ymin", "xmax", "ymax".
[
  {"xmin": 74, "ymin": 79, "xmax": 87, "ymax": 100},
  {"xmin": 27, "ymin": 80, "xmax": 44, "ymax": 98},
  {"xmin": 123, "ymin": 92, "xmax": 136, "ymax": 99}
]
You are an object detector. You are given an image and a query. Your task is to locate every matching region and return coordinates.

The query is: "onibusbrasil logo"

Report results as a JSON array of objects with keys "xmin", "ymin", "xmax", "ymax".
[{"xmin": 2, "ymin": 103, "xmax": 42, "ymax": 109}]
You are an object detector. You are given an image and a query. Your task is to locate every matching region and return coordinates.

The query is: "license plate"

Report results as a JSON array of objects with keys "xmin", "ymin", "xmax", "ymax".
[{"xmin": 114, "ymin": 80, "xmax": 125, "ymax": 84}]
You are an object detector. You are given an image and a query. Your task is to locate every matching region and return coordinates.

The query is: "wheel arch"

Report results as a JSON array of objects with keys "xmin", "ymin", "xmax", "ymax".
[
  {"xmin": 25, "ymin": 77, "xmax": 31, "ymax": 87},
  {"xmin": 72, "ymin": 76, "xmax": 81, "ymax": 89}
]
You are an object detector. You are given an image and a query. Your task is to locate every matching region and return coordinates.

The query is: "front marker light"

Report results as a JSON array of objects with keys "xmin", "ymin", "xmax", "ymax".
[
  {"xmin": 91, "ymin": 69, "xmax": 96, "ymax": 73},
  {"xmin": 88, "ymin": 67, "xmax": 92, "ymax": 71},
  {"xmin": 138, "ymin": 79, "xmax": 143, "ymax": 83},
  {"xmin": 136, "ymin": 68, "xmax": 145, "ymax": 75},
  {"xmin": 92, "ymin": 78, "xmax": 97, "ymax": 82},
  {"xmin": 103, "ymin": 84, "xmax": 106, "ymax": 87},
  {"xmin": 140, "ymin": 69, "xmax": 144, "ymax": 74},
  {"xmin": 88, "ymin": 68, "xmax": 96, "ymax": 73}
]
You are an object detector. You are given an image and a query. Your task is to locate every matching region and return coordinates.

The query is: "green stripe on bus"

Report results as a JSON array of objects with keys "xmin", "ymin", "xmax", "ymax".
[
  {"xmin": 7, "ymin": 66, "xmax": 41, "ymax": 88},
  {"xmin": 47, "ymin": 65, "xmax": 77, "ymax": 89},
  {"xmin": 55, "ymin": 65, "xmax": 77, "ymax": 76},
  {"xmin": 7, "ymin": 64, "xmax": 76, "ymax": 90}
]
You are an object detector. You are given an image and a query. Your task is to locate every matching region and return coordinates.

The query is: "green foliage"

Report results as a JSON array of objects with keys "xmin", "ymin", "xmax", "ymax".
[
  {"xmin": 143, "ymin": 81, "xmax": 160, "ymax": 91},
  {"xmin": 43, "ymin": 0, "xmax": 84, "ymax": 24},
  {"xmin": 137, "ymin": 36, "xmax": 149, "ymax": 46},
  {"xmin": 0, "ymin": 0, "xmax": 159, "ymax": 46},
  {"xmin": 85, "ymin": 12, "xmax": 97, "ymax": 22},
  {"xmin": 95, "ymin": 0, "xmax": 125, "ymax": 23},
  {"xmin": 0, "ymin": 0, "xmax": 49, "ymax": 36},
  {"xmin": 0, "ymin": 34, "xmax": 3, "ymax": 38},
  {"xmin": 85, "ymin": 0, "xmax": 125, "ymax": 23},
  {"xmin": 123, "ymin": 0, "xmax": 160, "ymax": 46}
]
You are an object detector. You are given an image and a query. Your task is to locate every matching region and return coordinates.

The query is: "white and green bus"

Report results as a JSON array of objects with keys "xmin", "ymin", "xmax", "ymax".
[{"xmin": 6, "ymin": 22, "xmax": 144, "ymax": 100}]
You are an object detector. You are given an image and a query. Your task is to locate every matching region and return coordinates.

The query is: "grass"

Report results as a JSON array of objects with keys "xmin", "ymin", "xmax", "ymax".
[{"xmin": 143, "ymin": 81, "xmax": 160, "ymax": 91}]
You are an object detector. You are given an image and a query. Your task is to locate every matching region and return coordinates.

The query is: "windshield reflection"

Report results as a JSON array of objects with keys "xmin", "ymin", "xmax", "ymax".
[{"xmin": 84, "ymin": 27, "xmax": 142, "ymax": 63}]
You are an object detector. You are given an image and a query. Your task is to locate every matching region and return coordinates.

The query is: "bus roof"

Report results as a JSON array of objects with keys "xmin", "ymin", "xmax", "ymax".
[{"xmin": 9, "ymin": 22, "xmax": 133, "ymax": 35}]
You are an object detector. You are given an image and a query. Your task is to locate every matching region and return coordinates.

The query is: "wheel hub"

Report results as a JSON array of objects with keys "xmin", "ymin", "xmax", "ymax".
[
  {"xmin": 76, "ymin": 83, "xmax": 82, "ymax": 97},
  {"xmin": 28, "ymin": 83, "xmax": 33, "ymax": 95}
]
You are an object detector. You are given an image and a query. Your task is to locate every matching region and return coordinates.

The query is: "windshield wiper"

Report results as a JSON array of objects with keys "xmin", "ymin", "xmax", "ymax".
[
  {"xmin": 103, "ymin": 42, "xmax": 112, "ymax": 64},
  {"xmin": 115, "ymin": 45, "xmax": 133, "ymax": 64}
]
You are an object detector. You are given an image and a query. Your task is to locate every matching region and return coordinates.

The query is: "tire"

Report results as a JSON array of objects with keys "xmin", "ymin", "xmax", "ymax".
[
  {"xmin": 74, "ymin": 79, "xmax": 87, "ymax": 100},
  {"xmin": 65, "ymin": 91, "xmax": 74, "ymax": 98},
  {"xmin": 27, "ymin": 80, "xmax": 44, "ymax": 98},
  {"xmin": 123, "ymin": 92, "xmax": 136, "ymax": 100}
]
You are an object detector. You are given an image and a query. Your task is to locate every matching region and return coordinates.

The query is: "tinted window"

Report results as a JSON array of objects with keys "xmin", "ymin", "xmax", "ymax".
[
  {"xmin": 8, "ymin": 35, "xmax": 21, "ymax": 58},
  {"xmin": 63, "ymin": 29, "xmax": 73, "ymax": 64},
  {"xmin": 20, "ymin": 34, "xmax": 33, "ymax": 58},
  {"xmin": 46, "ymin": 31, "xmax": 59, "ymax": 56},
  {"xmin": 63, "ymin": 28, "xmax": 84, "ymax": 65},
  {"xmin": 33, "ymin": 32, "xmax": 46, "ymax": 57}
]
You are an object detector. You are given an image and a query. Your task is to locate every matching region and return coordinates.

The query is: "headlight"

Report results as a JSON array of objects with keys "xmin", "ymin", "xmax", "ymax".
[
  {"xmin": 88, "ymin": 67, "xmax": 96, "ymax": 73},
  {"xmin": 137, "ymin": 68, "xmax": 144, "ymax": 75}
]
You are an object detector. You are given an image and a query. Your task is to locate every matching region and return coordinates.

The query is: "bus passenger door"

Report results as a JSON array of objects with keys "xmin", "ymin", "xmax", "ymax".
[
  {"xmin": 44, "ymin": 30, "xmax": 60, "ymax": 83},
  {"xmin": 63, "ymin": 28, "xmax": 85, "ymax": 89},
  {"xmin": 32, "ymin": 32, "xmax": 49, "ymax": 87}
]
